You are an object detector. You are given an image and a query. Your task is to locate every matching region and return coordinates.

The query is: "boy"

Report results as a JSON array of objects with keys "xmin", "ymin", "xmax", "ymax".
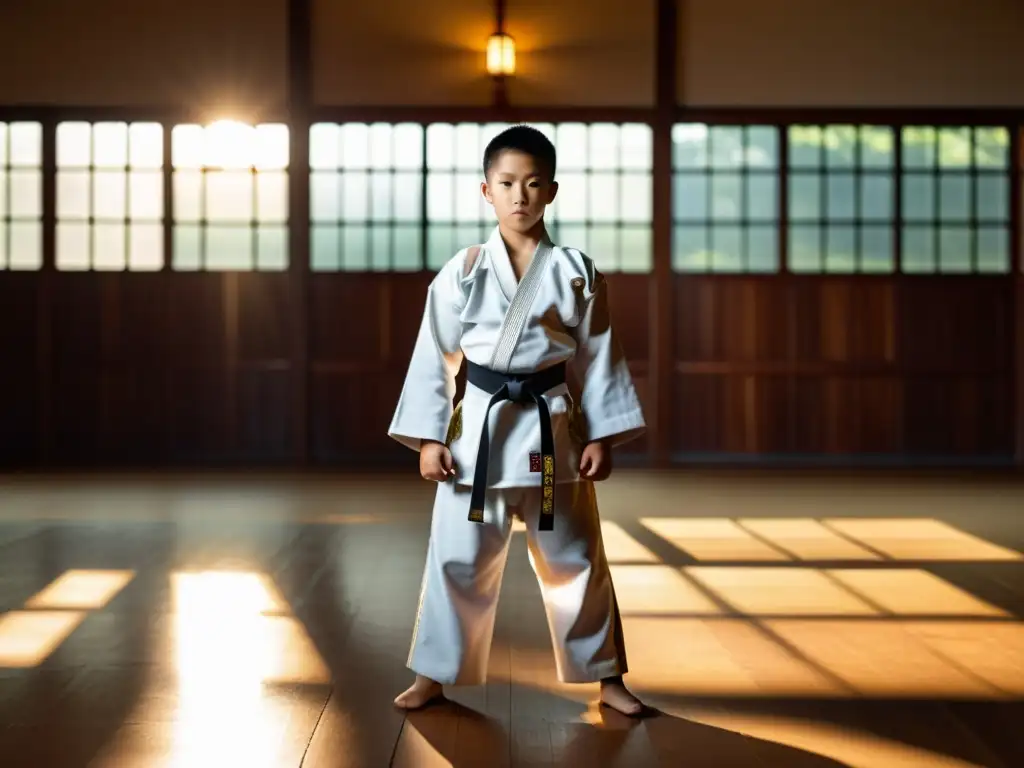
[{"xmin": 387, "ymin": 125, "xmax": 646, "ymax": 716}]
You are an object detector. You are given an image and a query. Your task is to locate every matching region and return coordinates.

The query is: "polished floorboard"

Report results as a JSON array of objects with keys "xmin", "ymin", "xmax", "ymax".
[{"xmin": 0, "ymin": 468, "xmax": 1023, "ymax": 767}]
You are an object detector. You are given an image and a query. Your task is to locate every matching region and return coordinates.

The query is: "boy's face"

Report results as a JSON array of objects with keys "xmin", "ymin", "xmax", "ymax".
[{"xmin": 481, "ymin": 149, "xmax": 558, "ymax": 235}]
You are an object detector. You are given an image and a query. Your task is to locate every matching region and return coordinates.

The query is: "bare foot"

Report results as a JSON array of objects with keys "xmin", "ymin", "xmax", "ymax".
[
  {"xmin": 393, "ymin": 675, "xmax": 444, "ymax": 710},
  {"xmin": 599, "ymin": 677, "xmax": 644, "ymax": 716}
]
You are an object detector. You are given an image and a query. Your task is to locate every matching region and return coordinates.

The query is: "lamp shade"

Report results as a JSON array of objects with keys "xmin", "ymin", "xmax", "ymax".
[{"xmin": 486, "ymin": 33, "xmax": 516, "ymax": 76}]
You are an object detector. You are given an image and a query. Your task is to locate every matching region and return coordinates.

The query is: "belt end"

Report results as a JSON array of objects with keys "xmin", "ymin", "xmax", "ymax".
[{"xmin": 468, "ymin": 508, "xmax": 485, "ymax": 523}]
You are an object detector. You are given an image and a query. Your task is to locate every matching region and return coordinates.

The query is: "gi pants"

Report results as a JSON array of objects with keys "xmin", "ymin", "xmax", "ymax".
[{"xmin": 407, "ymin": 478, "xmax": 628, "ymax": 686}]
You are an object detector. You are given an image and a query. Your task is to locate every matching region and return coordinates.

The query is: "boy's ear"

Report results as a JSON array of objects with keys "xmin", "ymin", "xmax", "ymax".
[
  {"xmin": 480, "ymin": 181, "xmax": 493, "ymax": 203},
  {"xmin": 547, "ymin": 180, "xmax": 559, "ymax": 204}
]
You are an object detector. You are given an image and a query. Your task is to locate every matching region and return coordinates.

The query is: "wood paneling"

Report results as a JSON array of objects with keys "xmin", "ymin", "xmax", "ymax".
[{"xmin": 672, "ymin": 275, "xmax": 1015, "ymax": 460}]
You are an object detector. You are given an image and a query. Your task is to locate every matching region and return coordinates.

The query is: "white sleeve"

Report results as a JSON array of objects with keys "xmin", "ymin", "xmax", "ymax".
[
  {"xmin": 570, "ymin": 265, "xmax": 646, "ymax": 447},
  {"xmin": 387, "ymin": 255, "xmax": 466, "ymax": 451}
]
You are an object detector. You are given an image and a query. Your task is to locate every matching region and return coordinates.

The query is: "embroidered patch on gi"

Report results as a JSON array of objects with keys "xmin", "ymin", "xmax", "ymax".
[
  {"xmin": 570, "ymin": 277, "xmax": 585, "ymax": 291},
  {"xmin": 529, "ymin": 452, "xmax": 541, "ymax": 472}
]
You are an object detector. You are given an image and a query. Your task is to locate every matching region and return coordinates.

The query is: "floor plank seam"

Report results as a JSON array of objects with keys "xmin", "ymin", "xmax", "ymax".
[{"xmin": 298, "ymin": 686, "xmax": 333, "ymax": 768}]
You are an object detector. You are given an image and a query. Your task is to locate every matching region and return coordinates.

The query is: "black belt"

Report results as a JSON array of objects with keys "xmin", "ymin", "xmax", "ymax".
[{"xmin": 466, "ymin": 360, "xmax": 566, "ymax": 531}]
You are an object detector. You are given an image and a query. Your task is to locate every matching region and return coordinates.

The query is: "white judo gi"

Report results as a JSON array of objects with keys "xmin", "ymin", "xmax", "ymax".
[{"xmin": 388, "ymin": 226, "xmax": 646, "ymax": 686}]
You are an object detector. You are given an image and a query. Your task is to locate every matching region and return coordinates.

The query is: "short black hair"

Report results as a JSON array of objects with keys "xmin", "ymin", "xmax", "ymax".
[{"xmin": 482, "ymin": 125, "xmax": 557, "ymax": 181}]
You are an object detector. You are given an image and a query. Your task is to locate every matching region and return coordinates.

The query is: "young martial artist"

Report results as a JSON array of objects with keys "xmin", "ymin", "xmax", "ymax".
[{"xmin": 387, "ymin": 125, "xmax": 647, "ymax": 716}]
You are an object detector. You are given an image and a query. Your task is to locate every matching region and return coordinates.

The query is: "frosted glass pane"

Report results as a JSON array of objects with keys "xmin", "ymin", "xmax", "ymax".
[
  {"xmin": 710, "ymin": 126, "xmax": 744, "ymax": 168},
  {"xmin": 173, "ymin": 171, "xmax": 202, "ymax": 221},
  {"xmin": 938, "ymin": 128, "xmax": 971, "ymax": 168},
  {"xmin": 9, "ymin": 222, "xmax": 42, "ymax": 270},
  {"xmin": 342, "ymin": 224, "xmax": 369, "ymax": 269},
  {"xmin": 558, "ymin": 225, "xmax": 587, "ymax": 253},
  {"xmin": 129, "ymin": 223, "xmax": 163, "ymax": 270},
  {"xmin": 556, "ymin": 124, "xmax": 587, "ymax": 170},
  {"xmin": 455, "ymin": 124, "xmax": 481, "ymax": 170},
  {"xmin": 0, "ymin": 170, "xmax": 5, "ymax": 215},
  {"xmin": 341, "ymin": 124, "xmax": 370, "ymax": 169},
  {"xmin": 455, "ymin": 172, "xmax": 480, "ymax": 222},
  {"xmin": 94, "ymin": 123, "xmax": 128, "ymax": 167},
  {"xmin": 393, "ymin": 171, "xmax": 421, "ymax": 221},
  {"xmin": 939, "ymin": 174, "xmax": 970, "ymax": 220},
  {"xmin": 588, "ymin": 124, "xmax": 619, "ymax": 170},
  {"xmin": 426, "ymin": 226, "xmax": 455, "ymax": 269},
  {"xmin": 369, "ymin": 225, "xmax": 391, "ymax": 270},
  {"xmin": 788, "ymin": 173, "xmax": 821, "ymax": 221},
  {"xmin": 11, "ymin": 170, "xmax": 42, "ymax": 217},
  {"xmin": 427, "ymin": 173, "xmax": 453, "ymax": 221},
  {"xmin": 746, "ymin": 126, "xmax": 779, "ymax": 168},
  {"xmin": 672, "ymin": 123, "xmax": 709, "ymax": 169},
  {"xmin": 256, "ymin": 172, "xmax": 288, "ymax": 222},
  {"xmin": 311, "ymin": 225, "xmax": 340, "ymax": 270},
  {"xmin": 426, "ymin": 124, "xmax": 454, "ymax": 170},
  {"xmin": 860, "ymin": 225, "xmax": 893, "ymax": 273},
  {"xmin": 901, "ymin": 227, "xmax": 934, "ymax": 272},
  {"xmin": 206, "ymin": 172, "xmax": 253, "ymax": 221},
  {"xmin": 860, "ymin": 126, "xmax": 894, "ymax": 169},
  {"xmin": 588, "ymin": 174, "xmax": 617, "ymax": 221},
  {"xmin": 93, "ymin": 171, "xmax": 127, "ymax": 219},
  {"xmin": 554, "ymin": 172, "xmax": 587, "ymax": 222},
  {"xmin": 901, "ymin": 127, "xmax": 935, "ymax": 169},
  {"xmin": 0, "ymin": 124, "xmax": 6, "ymax": 165},
  {"xmin": 57, "ymin": 222, "xmax": 91, "ymax": 270},
  {"xmin": 173, "ymin": 225, "xmax": 202, "ymax": 270},
  {"xmin": 342, "ymin": 171, "xmax": 369, "ymax": 220},
  {"xmin": 311, "ymin": 172, "xmax": 340, "ymax": 222},
  {"xmin": 9, "ymin": 123, "xmax": 41, "ymax": 167},
  {"xmin": 673, "ymin": 172, "xmax": 707, "ymax": 220},
  {"xmin": 206, "ymin": 225, "xmax": 252, "ymax": 270},
  {"xmin": 392, "ymin": 225, "xmax": 422, "ymax": 271},
  {"xmin": 309, "ymin": 123, "xmax": 340, "ymax": 170},
  {"xmin": 826, "ymin": 172, "xmax": 855, "ymax": 220},
  {"xmin": 620, "ymin": 173, "xmax": 651, "ymax": 223},
  {"xmin": 172, "ymin": 125, "xmax": 204, "ymax": 169},
  {"xmin": 255, "ymin": 124, "xmax": 289, "ymax": 170},
  {"xmin": 129, "ymin": 171, "xmax": 163, "ymax": 220},
  {"xmin": 257, "ymin": 225, "xmax": 288, "ymax": 270},
  {"xmin": 825, "ymin": 224, "xmax": 856, "ymax": 272},
  {"xmin": 710, "ymin": 172, "xmax": 741, "ymax": 220},
  {"xmin": 370, "ymin": 172, "xmax": 392, "ymax": 221},
  {"xmin": 57, "ymin": 171, "xmax": 91, "ymax": 219},
  {"xmin": 369, "ymin": 123, "xmax": 395, "ymax": 170},
  {"xmin": 129, "ymin": 123, "xmax": 163, "ymax": 169},
  {"xmin": 974, "ymin": 128, "xmax": 1008, "ymax": 168},
  {"xmin": 747, "ymin": 224, "xmax": 779, "ymax": 272},
  {"xmin": 586, "ymin": 225, "xmax": 618, "ymax": 270},
  {"xmin": 93, "ymin": 222, "xmax": 127, "ymax": 270},
  {"xmin": 620, "ymin": 226, "xmax": 652, "ymax": 273},
  {"xmin": 57, "ymin": 122, "xmax": 91, "ymax": 167},
  {"xmin": 674, "ymin": 224, "xmax": 708, "ymax": 271},
  {"xmin": 823, "ymin": 125, "xmax": 857, "ymax": 168},
  {"xmin": 393, "ymin": 123, "xmax": 423, "ymax": 169},
  {"xmin": 975, "ymin": 175, "xmax": 1007, "ymax": 222},
  {"xmin": 620, "ymin": 124, "xmax": 651, "ymax": 170}
]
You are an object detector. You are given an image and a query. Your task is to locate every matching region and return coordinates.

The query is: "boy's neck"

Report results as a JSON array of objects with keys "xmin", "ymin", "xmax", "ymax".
[{"xmin": 498, "ymin": 219, "xmax": 548, "ymax": 260}]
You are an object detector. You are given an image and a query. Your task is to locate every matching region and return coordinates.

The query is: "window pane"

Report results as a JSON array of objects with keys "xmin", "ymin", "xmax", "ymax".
[
  {"xmin": 588, "ymin": 173, "xmax": 618, "ymax": 221},
  {"xmin": 94, "ymin": 222, "xmax": 127, "ymax": 270},
  {"xmin": 824, "ymin": 125, "xmax": 856, "ymax": 168},
  {"xmin": 976, "ymin": 174, "xmax": 1008, "ymax": 222},
  {"xmin": 587, "ymin": 225, "xmax": 618, "ymax": 271},
  {"xmin": 57, "ymin": 122, "xmax": 91, "ymax": 167},
  {"xmin": 9, "ymin": 222, "xmax": 42, "ymax": 270},
  {"xmin": 57, "ymin": 222, "xmax": 90, "ymax": 270},
  {"xmin": 94, "ymin": 123, "xmax": 128, "ymax": 167},
  {"xmin": 0, "ymin": 221, "xmax": 4, "ymax": 268},
  {"xmin": 859, "ymin": 126, "xmax": 894, "ymax": 169},
  {"xmin": 710, "ymin": 225, "xmax": 743, "ymax": 272},
  {"xmin": 938, "ymin": 128, "xmax": 971, "ymax": 168},
  {"xmin": 129, "ymin": 171, "xmax": 163, "ymax": 220},
  {"xmin": 789, "ymin": 225, "xmax": 821, "ymax": 272},
  {"xmin": 939, "ymin": 173, "xmax": 970, "ymax": 221},
  {"xmin": 311, "ymin": 172, "xmax": 340, "ymax": 222},
  {"xmin": 206, "ymin": 226, "xmax": 252, "ymax": 270},
  {"xmin": 621, "ymin": 124, "xmax": 652, "ymax": 170},
  {"xmin": 673, "ymin": 224, "xmax": 708, "ymax": 271},
  {"xmin": 745, "ymin": 173, "xmax": 776, "ymax": 221},
  {"xmin": 974, "ymin": 128, "xmax": 1008, "ymax": 168},
  {"xmin": 173, "ymin": 172, "xmax": 203, "ymax": 222},
  {"xmin": 392, "ymin": 224, "xmax": 422, "ymax": 271},
  {"xmin": 747, "ymin": 224, "xmax": 778, "ymax": 272},
  {"xmin": 57, "ymin": 171, "xmax": 91, "ymax": 219},
  {"xmin": 311, "ymin": 225, "xmax": 340, "ymax": 271},
  {"xmin": 672, "ymin": 124, "xmax": 708, "ymax": 169},
  {"xmin": 256, "ymin": 172, "xmax": 288, "ymax": 223},
  {"xmin": 620, "ymin": 173, "xmax": 651, "ymax": 223},
  {"xmin": 825, "ymin": 225, "xmax": 856, "ymax": 272},
  {"xmin": 129, "ymin": 223, "xmax": 163, "ymax": 271},
  {"xmin": 901, "ymin": 226, "xmax": 934, "ymax": 272},
  {"xmin": 206, "ymin": 172, "xmax": 253, "ymax": 221},
  {"xmin": 938, "ymin": 226, "xmax": 971, "ymax": 272},
  {"xmin": 257, "ymin": 225, "xmax": 288, "ymax": 270},
  {"xmin": 860, "ymin": 174, "xmax": 892, "ymax": 221},
  {"xmin": 976, "ymin": 226, "xmax": 1009, "ymax": 273},
  {"xmin": 710, "ymin": 172, "xmax": 741, "ymax": 220},
  {"xmin": 901, "ymin": 174, "xmax": 934, "ymax": 221},
  {"xmin": 709, "ymin": 127, "xmax": 744, "ymax": 168},
  {"xmin": 788, "ymin": 173, "xmax": 821, "ymax": 221},
  {"xmin": 673, "ymin": 172, "xmax": 706, "ymax": 221},
  {"xmin": 826, "ymin": 172, "xmax": 855, "ymax": 220},
  {"xmin": 173, "ymin": 224, "xmax": 202, "ymax": 270},
  {"xmin": 310, "ymin": 123, "xmax": 340, "ymax": 170},
  {"xmin": 427, "ymin": 226, "xmax": 456, "ymax": 270},
  {"xmin": 901, "ymin": 127, "xmax": 935, "ymax": 168},
  {"xmin": 394, "ymin": 172, "xmax": 421, "ymax": 221},
  {"xmin": 93, "ymin": 171, "xmax": 127, "ymax": 219},
  {"xmin": 10, "ymin": 170, "xmax": 41, "ymax": 217},
  {"xmin": 860, "ymin": 226, "xmax": 893, "ymax": 273},
  {"xmin": 746, "ymin": 126, "xmax": 778, "ymax": 168},
  {"xmin": 788, "ymin": 125, "xmax": 823, "ymax": 168},
  {"xmin": 128, "ymin": 123, "xmax": 163, "ymax": 169},
  {"xmin": 9, "ymin": 123, "xmax": 42, "ymax": 167},
  {"xmin": 620, "ymin": 226, "xmax": 651, "ymax": 273}
]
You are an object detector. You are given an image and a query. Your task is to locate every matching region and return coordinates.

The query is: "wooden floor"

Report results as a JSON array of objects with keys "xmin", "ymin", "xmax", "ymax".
[{"xmin": 1, "ymin": 469, "xmax": 1023, "ymax": 767}]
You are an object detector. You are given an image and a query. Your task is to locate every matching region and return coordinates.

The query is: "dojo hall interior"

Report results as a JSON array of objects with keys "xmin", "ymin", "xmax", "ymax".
[{"xmin": 2, "ymin": 0, "xmax": 1024, "ymax": 766}]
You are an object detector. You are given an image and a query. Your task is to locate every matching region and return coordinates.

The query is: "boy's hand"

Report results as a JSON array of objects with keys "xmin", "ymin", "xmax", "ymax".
[
  {"xmin": 579, "ymin": 439, "xmax": 612, "ymax": 481},
  {"xmin": 420, "ymin": 440, "xmax": 456, "ymax": 482}
]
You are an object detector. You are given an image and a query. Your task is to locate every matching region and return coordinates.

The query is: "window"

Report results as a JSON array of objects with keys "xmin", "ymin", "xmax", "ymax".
[
  {"xmin": 787, "ymin": 125, "xmax": 895, "ymax": 273},
  {"xmin": 56, "ymin": 122, "xmax": 163, "ymax": 271},
  {"xmin": 427, "ymin": 122, "xmax": 652, "ymax": 273},
  {"xmin": 310, "ymin": 122, "xmax": 424, "ymax": 271},
  {"xmin": 901, "ymin": 126, "xmax": 1010, "ymax": 273},
  {"xmin": 672, "ymin": 124, "xmax": 779, "ymax": 273},
  {"xmin": 309, "ymin": 121, "xmax": 653, "ymax": 273},
  {"xmin": 172, "ymin": 120, "xmax": 289, "ymax": 271},
  {"xmin": 0, "ymin": 122, "xmax": 43, "ymax": 271}
]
